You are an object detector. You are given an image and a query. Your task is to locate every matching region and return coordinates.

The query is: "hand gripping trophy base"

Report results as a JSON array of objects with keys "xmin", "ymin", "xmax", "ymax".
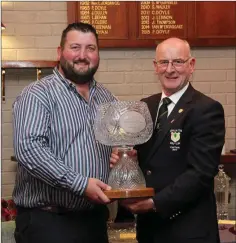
[{"xmin": 104, "ymin": 148, "xmax": 154, "ymax": 199}]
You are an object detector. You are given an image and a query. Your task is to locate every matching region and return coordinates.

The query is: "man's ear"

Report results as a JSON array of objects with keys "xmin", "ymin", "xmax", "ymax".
[
  {"xmin": 57, "ymin": 46, "xmax": 62, "ymax": 62},
  {"xmin": 153, "ymin": 60, "xmax": 158, "ymax": 74},
  {"xmin": 190, "ymin": 58, "xmax": 196, "ymax": 74}
]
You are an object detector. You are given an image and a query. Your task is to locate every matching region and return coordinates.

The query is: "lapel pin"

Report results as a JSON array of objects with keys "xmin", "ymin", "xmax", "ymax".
[
  {"xmin": 178, "ymin": 109, "xmax": 184, "ymax": 113},
  {"xmin": 171, "ymin": 119, "xmax": 175, "ymax": 123}
]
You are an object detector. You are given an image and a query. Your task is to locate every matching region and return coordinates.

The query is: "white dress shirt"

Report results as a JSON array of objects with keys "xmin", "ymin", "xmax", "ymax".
[{"xmin": 155, "ymin": 82, "xmax": 189, "ymax": 126}]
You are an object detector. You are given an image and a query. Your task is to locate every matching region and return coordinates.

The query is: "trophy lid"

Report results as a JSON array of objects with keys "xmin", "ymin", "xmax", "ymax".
[{"xmin": 94, "ymin": 101, "xmax": 153, "ymax": 146}]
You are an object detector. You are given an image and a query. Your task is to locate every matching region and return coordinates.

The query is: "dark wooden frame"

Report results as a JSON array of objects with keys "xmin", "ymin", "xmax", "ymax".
[
  {"xmin": 2, "ymin": 61, "xmax": 57, "ymax": 69},
  {"xmin": 67, "ymin": 1, "xmax": 236, "ymax": 48},
  {"xmin": 221, "ymin": 153, "xmax": 236, "ymax": 164}
]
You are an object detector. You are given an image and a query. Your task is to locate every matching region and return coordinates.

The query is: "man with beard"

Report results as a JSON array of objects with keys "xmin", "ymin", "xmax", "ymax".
[
  {"xmin": 12, "ymin": 22, "xmax": 116, "ymax": 243},
  {"xmin": 110, "ymin": 37, "xmax": 225, "ymax": 243}
]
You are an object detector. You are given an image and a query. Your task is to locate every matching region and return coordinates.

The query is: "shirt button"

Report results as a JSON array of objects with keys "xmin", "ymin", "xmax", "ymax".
[{"xmin": 146, "ymin": 170, "xmax": 152, "ymax": 175}]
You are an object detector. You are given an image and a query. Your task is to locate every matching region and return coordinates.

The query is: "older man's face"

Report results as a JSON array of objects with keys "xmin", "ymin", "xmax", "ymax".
[{"xmin": 154, "ymin": 41, "xmax": 195, "ymax": 95}]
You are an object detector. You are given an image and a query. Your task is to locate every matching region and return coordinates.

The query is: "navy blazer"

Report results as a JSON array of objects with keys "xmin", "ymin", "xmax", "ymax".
[{"xmin": 135, "ymin": 83, "xmax": 225, "ymax": 243}]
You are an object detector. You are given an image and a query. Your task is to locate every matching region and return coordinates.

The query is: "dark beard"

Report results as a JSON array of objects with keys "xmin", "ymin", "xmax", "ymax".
[{"xmin": 60, "ymin": 56, "xmax": 99, "ymax": 85}]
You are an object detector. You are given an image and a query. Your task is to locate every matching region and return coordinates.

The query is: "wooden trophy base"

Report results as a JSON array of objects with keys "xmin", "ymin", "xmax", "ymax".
[{"xmin": 104, "ymin": 187, "xmax": 154, "ymax": 199}]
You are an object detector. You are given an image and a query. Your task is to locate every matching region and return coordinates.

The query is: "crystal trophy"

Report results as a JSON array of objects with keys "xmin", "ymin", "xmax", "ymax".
[
  {"xmin": 214, "ymin": 164, "xmax": 231, "ymax": 220},
  {"xmin": 94, "ymin": 101, "xmax": 154, "ymax": 199}
]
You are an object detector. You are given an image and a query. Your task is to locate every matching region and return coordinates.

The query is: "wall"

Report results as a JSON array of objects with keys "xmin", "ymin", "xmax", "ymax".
[{"xmin": 1, "ymin": 2, "xmax": 235, "ymax": 218}]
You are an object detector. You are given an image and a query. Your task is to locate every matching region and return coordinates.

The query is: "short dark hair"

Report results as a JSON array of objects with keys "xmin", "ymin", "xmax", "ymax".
[{"xmin": 60, "ymin": 22, "xmax": 99, "ymax": 49}]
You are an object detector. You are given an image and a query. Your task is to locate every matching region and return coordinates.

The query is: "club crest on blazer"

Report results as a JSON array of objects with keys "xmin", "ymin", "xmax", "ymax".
[
  {"xmin": 171, "ymin": 131, "xmax": 181, "ymax": 142},
  {"xmin": 170, "ymin": 129, "xmax": 182, "ymax": 151}
]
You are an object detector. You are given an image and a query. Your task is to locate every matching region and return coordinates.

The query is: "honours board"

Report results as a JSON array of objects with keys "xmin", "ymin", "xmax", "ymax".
[{"xmin": 67, "ymin": 1, "xmax": 236, "ymax": 47}]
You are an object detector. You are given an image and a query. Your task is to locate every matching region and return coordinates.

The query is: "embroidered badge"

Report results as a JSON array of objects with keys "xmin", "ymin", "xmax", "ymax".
[
  {"xmin": 170, "ymin": 129, "xmax": 182, "ymax": 151},
  {"xmin": 171, "ymin": 131, "xmax": 180, "ymax": 142}
]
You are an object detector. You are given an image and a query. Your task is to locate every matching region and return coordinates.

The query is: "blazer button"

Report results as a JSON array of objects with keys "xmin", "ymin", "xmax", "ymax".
[{"xmin": 146, "ymin": 170, "xmax": 152, "ymax": 175}]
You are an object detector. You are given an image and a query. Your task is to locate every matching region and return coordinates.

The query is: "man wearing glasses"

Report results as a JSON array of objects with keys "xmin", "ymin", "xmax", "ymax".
[{"xmin": 110, "ymin": 37, "xmax": 225, "ymax": 243}]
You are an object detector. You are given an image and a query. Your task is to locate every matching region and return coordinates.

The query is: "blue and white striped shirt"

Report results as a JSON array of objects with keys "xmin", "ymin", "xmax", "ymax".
[{"xmin": 12, "ymin": 68, "xmax": 116, "ymax": 210}]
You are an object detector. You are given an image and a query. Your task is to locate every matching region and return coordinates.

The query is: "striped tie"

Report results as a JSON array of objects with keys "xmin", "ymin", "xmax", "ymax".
[{"xmin": 155, "ymin": 97, "xmax": 172, "ymax": 132}]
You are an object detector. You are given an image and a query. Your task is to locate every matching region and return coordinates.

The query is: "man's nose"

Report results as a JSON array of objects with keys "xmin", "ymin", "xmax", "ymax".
[
  {"xmin": 165, "ymin": 61, "xmax": 175, "ymax": 73},
  {"xmin": 78, "ymin": 48, "xmax": 87, "ymax": 59}
]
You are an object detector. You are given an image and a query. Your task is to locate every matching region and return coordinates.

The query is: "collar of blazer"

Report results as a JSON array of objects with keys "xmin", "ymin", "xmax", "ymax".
[{"xmin": 145, "ymin": 83, "xmax": 196, "ymax": 163}]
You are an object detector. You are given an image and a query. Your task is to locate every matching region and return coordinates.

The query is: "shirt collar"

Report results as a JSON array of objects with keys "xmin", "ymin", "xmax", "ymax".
[{"xmin": 161, "ymin": 82, "xmax": 189, "ymax": 105}]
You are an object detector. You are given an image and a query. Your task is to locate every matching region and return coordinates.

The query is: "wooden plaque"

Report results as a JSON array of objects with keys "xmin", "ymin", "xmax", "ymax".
[
  {"xmin": 104, "ymin": 187, "xmax": 155, "ymax": 199},
  {"xmin": 137, "ymin": 1, "xmax": 188, "ymax": 40},
  {"xmin": 195, "ymin": 2, "xmax": 236, "ymax": 38},
  {"xmin": 68, "ymin": 1, "xmax": 236, "ymax": 47},
  {"xmin": 187, "ymin": 1, "xmax": 236, "ymax": 46},
  {"xmin": 69, "ymin": 1, "xmax": 130, "ymax": 40}
]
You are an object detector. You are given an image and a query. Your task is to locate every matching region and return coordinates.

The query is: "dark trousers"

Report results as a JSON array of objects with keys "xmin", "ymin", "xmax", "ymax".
[{"xmin": 14, "ymin": 206, "xmax": 109, "ymax": 243}]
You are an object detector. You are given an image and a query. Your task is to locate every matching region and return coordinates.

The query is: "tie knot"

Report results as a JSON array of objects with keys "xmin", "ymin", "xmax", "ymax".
[{"xmin": 162, "ymin": 97, "xmax": 171, "ymax": 106}]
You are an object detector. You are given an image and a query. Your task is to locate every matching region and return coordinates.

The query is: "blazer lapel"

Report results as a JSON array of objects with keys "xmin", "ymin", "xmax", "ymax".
[
  {"xmin": 145, "ymin": 84, "xmax": 196, "ymax": 163},
  {"xmin": 145, "ymin": 94, "xmax": 161, "ymax": 129}
]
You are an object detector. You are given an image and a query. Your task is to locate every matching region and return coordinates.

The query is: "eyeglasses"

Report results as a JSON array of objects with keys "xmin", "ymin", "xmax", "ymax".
[{"xmin": 154, "ymin": 58, "xmax": 191, "ymax": 70}]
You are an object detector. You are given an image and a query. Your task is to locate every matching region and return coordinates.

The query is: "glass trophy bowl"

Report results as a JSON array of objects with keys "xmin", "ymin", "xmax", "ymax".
[{"xmin": 94, "ymin": 101, "xmax": 154, "ymax": 199}]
